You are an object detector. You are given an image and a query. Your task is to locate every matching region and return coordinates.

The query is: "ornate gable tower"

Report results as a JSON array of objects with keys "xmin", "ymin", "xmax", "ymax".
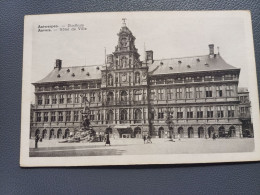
[{"xmin": 101, "ymin": 19, "xmax": 149, "ymax": 138}]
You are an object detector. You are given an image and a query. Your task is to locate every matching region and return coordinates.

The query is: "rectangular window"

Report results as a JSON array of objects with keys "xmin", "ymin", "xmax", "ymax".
[
  {"xmin": 58, "ymin": 111, "xmax": 63, "ymax": 121},
  {"xmin": 59, "ymin": 94, "xmax": 64, "ymax": 104},
  {"xmin": 196, "ymin": 107, "xmax": 203, "ymax": 118},
  {"xmin": 157, "ymin": 89, "xmax": 164, "ymax": 100},
  {"xmin": 185, "ymin": 87, "xmax": 192, "ymax": 99},
  {"xmin": 216, "ymin": 86, "xmax": 223, "ymax": 97},
  {"xmin": 134, "ymin": 90, "xmax": 142, "ymax": 101},
  {"xmin": 194, "ymin": 76, "xmax": 202, "ymax": 82},
  {"xmin": 51, "ymin": 112, "xmax": 56, "ymax": 122},
  {"xmin": 195, "ymin": 87, "xmax": 203, "ymax": 98},
  {"xmin": 168, "ymin": 108, "xmax": 174, "ymax": 118},
  {"xmin": 226, "ymin": 86, "xmax": 233, "ymax": 97},
  {"xmin": 66, "ymin": 111, "xmax": 71, "ymax": 122},
  {"xmin": 224, "ymin": 74, "xmax": 234, "ymax": 80},
  {"xmin": 74, "ymin": 111, "xmax": 79, "ymax": 121},
  {"xmin": 37, "ymin": 95, "xmax": 42, "ymax": 105},
  {"xmin": 89, "ymin": 82, "xmax": 96, "ymax": 88},
  {"xmin": 75, "ymin": 94, "xmax": 79, "ymax": 103},
  {"xmin": 158, "ymin": 108, "xmax": 164, "ymax": 119},
  {"xmin": 185, "ymin": 77, "xmax": 192, "ymax": 83},
  {"xmin": 228, "ymin": 106, "xmax": 235, "ymax": 117},
  {"xmin": 177, "ymin": 108, "xmax": 183, "ymax": 119},
  {"xmin": 207, "ymin": 107, "xmax": 214, "ymax": 118},
  {"xmin": 67, "ymin": 94, "xmax": 72, "ymax": 103},
  {"xmin": 157, "ymin": 79, "xmax": 164, "ymax": 84},
  {"xmin": 150, "ymin": 89, "xmax": 156, "ymax": 100},
  {"xmin": 187, "ymin": 107, "xmax": 193, "ymax": 118},
  {"xmin": 45, "ymin": 95, "xmax": 50, "ymax": 104},
  {"xmin": 90, "ymin": 92, "xmax": 95, "ymax": 102},
  {"xmin": 176, "ymin": 88, "xmax": 182, "ymax": 99},
  {"xmin": 175, "ymin": 78, "xmax": 183, "ymax": 83},
  {"xmin": 167, "ymin": 88, "xmax": 174, "ymax": 100},
  {"xmin": 217, "ymin": 106, "xmax": 224, "ymax": 118},
  {"xmin": 240, "ymin": 107, "xmax": 245, "ymax": 113},
  {"xmin": 36, "ymin": 112, "xmax": 41, "ymax": 122},
  {"xmin": 205, "ymin": 75, "xmax": 213, "ymax": 81},
  {"xmin": 44, "ymin": 112, "xmax": 48, "ymax": 122},
  {"xmin": 206, "ymin": 87, "xmax": 212, "ymax": 97},
  {"xmin": 90, "ymin": 111, "xmax": 95, "ymax": 121},
  {"xmin": 52, "ymin": 94, "xmax": 57, "ymax": 104},
  {"xmin": 166, "ymin": 79, "xmax": 174, "ymax": 84}
]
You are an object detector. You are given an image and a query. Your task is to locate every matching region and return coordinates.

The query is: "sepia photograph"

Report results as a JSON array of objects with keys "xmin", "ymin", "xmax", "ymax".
[{"xmin": 20, "ymin": 11, "xmax": 260, "ymax": 166}]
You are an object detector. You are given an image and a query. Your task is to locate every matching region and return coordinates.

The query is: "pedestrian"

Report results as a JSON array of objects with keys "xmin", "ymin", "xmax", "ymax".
[
  {"xmin": 35, "ymin": 133, "xmax": 40, "ymax": 148},
  {"xmin": 105, "ymin": 133, "xmax": 111, "ymax": 146},
  {"xmin": 143, "ymin": 134, "xmax": 147, "ymax": 144},
  {"xmin": 147, "ymin": 135, "xmax": 152, "ymax": 143},
  {"xmin": 177, "ymin": 133, "xmax": 181, "ymax": 141}
]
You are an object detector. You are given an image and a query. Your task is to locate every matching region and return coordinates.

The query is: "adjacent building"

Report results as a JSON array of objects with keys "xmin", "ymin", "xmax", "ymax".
[{"xmin": 30, "ymin": 22, "xmax": 253, "ymax": 139}]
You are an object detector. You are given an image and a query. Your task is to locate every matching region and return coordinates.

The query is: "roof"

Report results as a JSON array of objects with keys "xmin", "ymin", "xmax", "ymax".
[
  {"xmin": 238, "ymin": 87, "xmax": 249, "ymax": 93},
  {"xmin": 34, "ymin": 65, "xmax": 102, "ymax": 84},
  {"xmin": 149, "ymin": 54, "xmax": 239, "ymax": 76}
]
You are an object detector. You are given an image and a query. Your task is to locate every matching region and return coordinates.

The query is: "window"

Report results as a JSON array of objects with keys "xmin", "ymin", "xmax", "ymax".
[
  {"xmin": 97, "ymin": 111, "xmax": 101, "ymax": 121},
  {"xmin": 157, "ymin": 79, "xmax": 164, "ymax": 84},
  {"xmin": 45, "ymin": 95, "xmax": 50, "ymax": 104},
  {"xmin": 177, "ymin": 108, "xmax": 183, "ymax": 119},
  {"xmin": 167, "ymin": 88, "xmax": 174, "ymax": 100},
  {"xmin": 217, "ymin": 106, "xmax": 224, "ymax": 118},
  {"xmin": 205, "ymin": 76, "xmax": 213, "ymax": 81},
  {"xmin": 52, "ymin": 94, "xmax": 57, "ymax": 104},
  {"xmin": 67, "ymin": 94, "xmax": 72, "ymax": 103},
  {"xmin": 187, "ymin": 107, "xmax": 193, "ymax": 118},
  {"xmin": 157, "ymin": 89, "xmax": 164, "ymax": 100},
  {"xmin": 224, "ymin": 74, "xmax": 234, "ymax": 80},
  {"xmin": 197, "ymin": 107, "xmax": 203, "ymax": 118},
  {"xmin": 175, "ymin": 78, "xmax": 183, "ymax": 83},
  {"xmin": 158, "ymin": 108, "xmax": 164, "ymax": 119},
  {"xmin": 36, "ymin": 112, "xmax": 41, "ymax": 122},
  {"xmin": 240, "ymin": 107, "xmax": 245, "ymax": 113},
  {"xmin": 194, "ymin": 76, "xmax": 202, "ymax": 82},
  {"xmin": 134, "ymin": 90, "xmax": 142, "ymax": 101},
  {"xmin": 195, "ymin": 87, "xmax": 203, "ymax": 98},
  {"xmin": 207, "ymin": 107, "xmax": 214, "ymax": 118},
  {"xmin": 166, "ymin": 79, "xmax": 173, "ymax": 84},
  {"xmin": 120, "ymin": 109, "xmax": 128, "ymax": 121},
  {"xmin": 206, "ymin": 87, "xmax": 212, "ymax": 97},
  {"xmin": 90, "ymin": 111, "xmax": 94, "ymax": 121},
  {"xmin": 90, "ymin": 92, "xmax": 95, "ymax": 102},
  {"xmin": 59, "ymin": 94, "xmax": 64, "ymax": 104},
  {"xmin": 134, "ymin": 109, "xmax": 142, "ymax": 122},
  {"xmin": 135, "ymin": 72, "xmax": 140, "ymax": 84},
  {"xmin": 66, "ymin": 111, "xmax": 71, "ymax": 122},
  {"xmin": 89, "ymin": 82, "xmax": 96, "ymax": 88},
  {"xmin": 216, "ymin": 86, "xmax": 223, "ymax": 97},
  {"xmin": 176, "ymin": 88, "xmax": 182, "ymax": 99},
  {"xmin": 108, "ymin": 74, "xmax": 113, "ymax": 86},
  {"xmin": 168, "ymin": 107, "xmax": 174, "ymax": 118},
  {"xmin": 226, "ymin": 86, "xmax": 233, "ymax": 97},
  {"xmin": 38, "ymin": 95, "xmax": 42, "ymax": 105},
  {"xmin": 120, "ymin": 91, "xmax": 127, "ymax": 102},
  {"xmin": 75, "ymin": 94, "xmax": 79, "ymax": 103},
  {"xmin": 58, "ymin": 111, "xmax": 63, "ymax": 121},
  {"xmin": 186, "ymin": 87, "xmax": 193, "ymax": 99},
  {"xmin": 74, "ymin": 111, "xmax": 79, "ymax": 121},
  {"xmin": 185, "ymin": 77, "xmax": 192, "ymax": 83},
  {"xmin": 228, "ymin": 106, "xmax": 235, "ymax": 117},
  {"xmin": 150, "ymin": 89, "xmax": 156, "ymax": 100},
  {"xmin": 51, "ymin": 112, "xmax": 56, "ymax": 122},
  {"xmin": 44, "ymin": 112, "xmax": 48, "ymax": 122}
]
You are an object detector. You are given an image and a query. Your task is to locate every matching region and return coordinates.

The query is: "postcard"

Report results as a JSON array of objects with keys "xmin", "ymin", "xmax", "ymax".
[{"xmin": 20, "ymin": 11, "xmax": 260, "ymax": 166}]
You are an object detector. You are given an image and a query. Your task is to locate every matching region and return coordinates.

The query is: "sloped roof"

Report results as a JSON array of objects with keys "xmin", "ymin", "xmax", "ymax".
[
  {"xmin": 34, "ymin": 65, "xmax": 102, "ymax": 84},
  {"xmin": 149, "ymin": 54, "xmax": 239, "ymax": 76}
]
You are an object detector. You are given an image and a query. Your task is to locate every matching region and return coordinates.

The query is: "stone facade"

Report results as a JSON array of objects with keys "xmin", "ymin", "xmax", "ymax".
[{"xmin": 30, "ymin": 23, "xmax": 247, "ymax": 139}]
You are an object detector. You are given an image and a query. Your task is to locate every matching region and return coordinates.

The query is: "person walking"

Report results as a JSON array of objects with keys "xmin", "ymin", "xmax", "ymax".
[
  {"xmin": 105, "ymin": 133, "xmax": 111, "ymax": 146},
  {"xmin": 35, "ymin": 134, "xmax": 40, "ymax": 148},
  {"xmin": 143, "ymin": 134, "xmax": 147, "ymax": 144}
]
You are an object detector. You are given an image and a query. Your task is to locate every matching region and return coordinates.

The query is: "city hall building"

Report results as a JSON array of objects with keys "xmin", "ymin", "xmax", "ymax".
[{"xmin": 30, "ymin": 22, "xmax": 251, "ymax": 139}]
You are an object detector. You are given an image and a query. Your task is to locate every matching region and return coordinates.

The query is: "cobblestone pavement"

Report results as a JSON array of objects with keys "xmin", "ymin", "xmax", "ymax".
[{"xmin": 29, "ymin": 138, "xmax": 254, "ymax": 157}]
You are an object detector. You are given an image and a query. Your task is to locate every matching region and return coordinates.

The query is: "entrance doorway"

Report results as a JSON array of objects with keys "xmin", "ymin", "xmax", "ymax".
[
  {"xmin": 219, "ymin": 126, "xmax": 225, "ymax": 138},
  {"xmin": 178, "ymin": 127, "xmax": 184, "ymax": 138},
  {"xmin": 118, "ymin": 128, "xmax": 133, "ymax": 138},
  {"xmin": 188, "ymin": 127, "xmax": 194, "ymax": 138},
  {"xmin": 229, "ymin": 126, "xmax": 236, "ymax": 137},
  {"xmin": 134, "ymin": 127, "xmax": 142, "ymax": 138},
  {"xmin": 49, "ymin": 129, "xmax": 54, "ymax": 139},
  {"xmin": 158, "ymin": 127, "xmax": 164, "ymax": 138},
  {"xmin": 65, "ymin": 129, "xmax": 70, "ymax": 138},
  {"xmin": 57, "ymin": 129, "xmax": 62, "ymax": 139},
  {"xmin": 208, "ymin": 126, "xmax": 214, "ymax": 138},
  {"xmin": 42, "ymin": 129, "xmax": 47, "ymax": 139},
  {"xmin": 198, "ymin": 127, "xmax": 204, "ymax": 138}
]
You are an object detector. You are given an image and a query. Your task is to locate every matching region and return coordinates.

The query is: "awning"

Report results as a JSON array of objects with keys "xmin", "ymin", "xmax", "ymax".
[{"xmin": 114, "ymin": 125, "xmax": 130, "ymax": 129}]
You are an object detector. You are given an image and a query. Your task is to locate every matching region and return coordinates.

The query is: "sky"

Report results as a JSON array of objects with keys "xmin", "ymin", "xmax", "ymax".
[{"xmin": 30, "ymin": 11, "xmax": 255, "ymax": 103}]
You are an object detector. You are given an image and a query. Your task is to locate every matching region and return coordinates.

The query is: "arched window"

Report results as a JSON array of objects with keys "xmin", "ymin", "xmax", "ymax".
[
  {"xmin": 135, "ymin": 72, "xmax": 141, "ymax": 84},
  {"xmin": 120, "ymin": 91, "xmax": 127, "ymax": 102},
  {"xmin": 198, "ymin": 127, "xmax": 204, "ymax": 138},
  {"xmin": 120, "ymin": 109, "xmax": 128, "ymax": 121},
  {"xmin": 42, "ymin": 129, "xmax": 47, "ymax": 139},
  {"xmin": 134, "ymin": 90, "xmax": 142, "ymax": 101},
  {"xmin": 106, "ymin": 110, "xmax": 114, "ymax": 123},
  {"xmin": 65, "ymin": 129, "xmax": 70, "ymax": 138},
  {"xmin": 57, "ymin": 129, "xmax": 63, "ymax": 139},
  {"xmin": 121, "ymin": 56, "xmax": 128, "ymax": 67},
  {"xmin": 134, "ymin": 109, "xmax": 142, "ymax": 123},
  {"xmin": 108, "ymin": 74, "xmax": 113, "ymax": 86},
  {"xmin": 107, "ymin": 92, "xmax": 114, "ymax": 104},
  {"xmin": 219, "ymin": 126, "xmax": 225, "ymax": 138},
  {"xmin": 188, "ymin": 127, "xmax": 194, "ymax": 138}
]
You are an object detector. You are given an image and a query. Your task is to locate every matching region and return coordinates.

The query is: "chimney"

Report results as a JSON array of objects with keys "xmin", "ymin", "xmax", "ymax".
[
  {"xmin": 208, "ymin": 44, "xmax": 214, "ymax": 56},
  {"xmin": 145, "ymin": 50, "xmax": 153, "ymax": 63},
  {"xmin": 55, "ymin": 59, "xmax": 62, "ymax": 70}
]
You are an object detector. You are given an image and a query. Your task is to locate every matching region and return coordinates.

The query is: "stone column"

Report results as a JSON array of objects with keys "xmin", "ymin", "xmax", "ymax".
[
  {"xmin": 72, "ymin": 93, "xmax": 75, "ymax": 104},
  {"xmin": 42, "ymin": 95, "xmax": 45, "ymax": 105},
  {"xmin": 41, "ymin": 112, "xmax": 44, "ymax": 122},
  {"xmin": 33, "ymin": 111, "xmax": 37, "ymax": 122},
  {"xmin": 48, "ymin": 112, "xmax": 51, "ymax": 122},
  {"xmin": 64, "ymin": 94, "xmax": 67, "ymax": 104},
  {"xmin": 71, "ymin": 110, "xmax": 74, "ymax": 122}
]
